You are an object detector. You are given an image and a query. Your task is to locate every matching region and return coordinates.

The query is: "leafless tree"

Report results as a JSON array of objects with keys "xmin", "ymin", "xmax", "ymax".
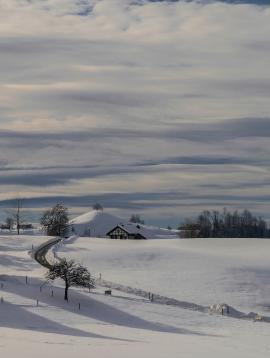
[
  {"xmin": 92, "ymin": 203, "xmax": 103, "ymax": 211},
  {"xmin": 7, "ymin": 199, "xmax": 24, "ymax": 235},
  {"xmin": 46, "ymin": 258, "xmax": 95, "ymax": 300},
  {"xmin": 40, "ymin": 204, "xmax": 69, "ymax": 237},
  {"xmin": 129, "ymin": 214, "xmax": 145, "ymax": 224},
  {"xmin": 5, "ymin": 217, "xmax": 14, "ymax": 231}
]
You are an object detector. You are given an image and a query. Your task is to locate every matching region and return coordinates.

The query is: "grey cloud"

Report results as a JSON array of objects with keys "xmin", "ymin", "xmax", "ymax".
[
  {"xmin": 0, "ymin": 117, "xmax": 269, "ymax": 145},
  {"xmin": 1, "ymin": 191, "xmax": 270, "ymax": 211},
  {"xmin": 138, "ymin": 155, "xmax": 259, "ymax": 166},
  {"xmin": 50, "ymin": 89, "xmax": 155, "ymax": 108},
  {"xmin": 0, "ymin": 167, "xmax": 139, "ymax": 187},
  {"xmin": 0, "ymin": 151, "xmax": 267, "ymax": 189},
  {"xmin": 200, "ymin": 179, "xmax": 270, "ymax": 190},
  {"xmin": 0, "ymin": 0, "xmax": 269, "ymax": 224}
]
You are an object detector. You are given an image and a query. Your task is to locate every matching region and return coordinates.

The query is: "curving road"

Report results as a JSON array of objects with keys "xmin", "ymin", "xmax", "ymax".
[{"xmin": 33, "ymin": 237, "xmax": 62, "ymax": 269}]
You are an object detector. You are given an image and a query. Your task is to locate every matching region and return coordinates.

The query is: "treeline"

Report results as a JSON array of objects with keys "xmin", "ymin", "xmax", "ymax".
[{"xmin": 180, "ymin": 209, "xmax": 270, "ymax": 238}]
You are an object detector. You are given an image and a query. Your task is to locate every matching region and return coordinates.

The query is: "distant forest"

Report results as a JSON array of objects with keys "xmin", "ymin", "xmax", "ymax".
[{"xmin": 179, "ymin": 209, "xmax": 270, "ymax": 238}]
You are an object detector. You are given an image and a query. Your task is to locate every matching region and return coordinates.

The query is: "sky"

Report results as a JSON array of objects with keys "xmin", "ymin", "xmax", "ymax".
[{"xmin": 0, "ymin": 0, "xmax": 269, "ymax": 227}]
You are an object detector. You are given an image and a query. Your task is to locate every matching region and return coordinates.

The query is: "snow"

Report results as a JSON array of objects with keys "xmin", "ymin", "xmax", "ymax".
[
  {"xmin": 57, "ymin": 237, "xmax": 270, "ymax": 314},
  {"xmin": 1, "ymin": 234, "xmax": 270, "ymax": 357},
  {"xmin": 69, "ymin": 209, "xmax": 178, "ymax": 239}
]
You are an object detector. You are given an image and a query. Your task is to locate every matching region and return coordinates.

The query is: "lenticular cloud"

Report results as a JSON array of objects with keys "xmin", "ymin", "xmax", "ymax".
[{"xmin": 0, "ymin": 0, "xmax": 270, "ymax": 222}]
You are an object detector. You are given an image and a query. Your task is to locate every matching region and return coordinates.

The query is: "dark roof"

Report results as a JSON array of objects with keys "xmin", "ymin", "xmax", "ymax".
[
  {"xmin": 106, "ymin": 225, "xmax": 130, "ymax": 236},
  {"xmin": 106, "ymin": 224, "xmax": 147, "ymax": 239}
]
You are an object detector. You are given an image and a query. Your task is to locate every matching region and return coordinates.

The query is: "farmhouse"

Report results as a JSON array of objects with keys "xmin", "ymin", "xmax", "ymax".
[{"xmin": 106, "ymin": 224, "xmax": 147, "ymax": 240}]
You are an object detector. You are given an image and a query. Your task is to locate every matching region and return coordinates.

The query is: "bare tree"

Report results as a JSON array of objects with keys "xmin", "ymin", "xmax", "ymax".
[
  {"xmin": 40, "ymin": 204, "xmax": 69, "ymax": 237},
  {"xmin": 92, "ymin": 203, "xmax": 103, "ymax": 211},
  {"xmin": 178, "ymin": 219, "xmax": 200, "ymax": 238},
  {"xmin": 8, "ymin": 199, "xmax": 24, "ymax": 235},
  {"xmin": 129, "ymin": 214, "xmax": 145, "ymax": 225},
  {"xmin": 183, "ymin": 208, "xmax": 270, "ymax": 238},
  {"xmin": 5, "ymin": 217, "xmax": 14, "ymax": 232},
  {"xmin": 46, "ymin": 258, "xmax": 95, "ymax": 300}
]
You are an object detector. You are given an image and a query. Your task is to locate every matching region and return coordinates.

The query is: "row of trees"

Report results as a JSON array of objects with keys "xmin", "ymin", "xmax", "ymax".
[
  {"xmin": 180, "ymin": 209, "xmax": 270, "ymax": 238},
  {"xmin": 3, "ymin": 200, "xmax": 269, "ymax": 239},
  {"xmin": 1, "ymin": 201, "xmax": 105, "ymax": 235}
]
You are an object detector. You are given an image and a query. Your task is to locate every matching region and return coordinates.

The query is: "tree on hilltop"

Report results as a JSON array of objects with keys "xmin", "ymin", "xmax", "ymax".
[
  {"xmin": 129, "ymin": 214, "xmax": 145, "ymax": 225},
  {"xmin": 92, "ymin": 203, "xmax": 103, "ymax": 211}
]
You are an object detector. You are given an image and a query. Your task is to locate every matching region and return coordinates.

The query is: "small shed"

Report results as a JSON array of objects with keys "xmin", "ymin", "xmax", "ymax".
[{"xmin": 106, "ymin": 225, "xmax": 147, "ymax": 240}]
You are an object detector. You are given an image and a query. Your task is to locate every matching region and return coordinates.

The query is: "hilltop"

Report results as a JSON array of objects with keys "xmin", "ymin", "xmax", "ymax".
[{"xmin": 69, "ymin": 210, "xmax": 178, "ymax": 239}]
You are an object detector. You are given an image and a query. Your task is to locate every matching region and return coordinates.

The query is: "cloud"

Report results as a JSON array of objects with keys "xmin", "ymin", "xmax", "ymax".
[{"xmin": 0, "ymin": 0, "xmax": 269, "ymax": 223}]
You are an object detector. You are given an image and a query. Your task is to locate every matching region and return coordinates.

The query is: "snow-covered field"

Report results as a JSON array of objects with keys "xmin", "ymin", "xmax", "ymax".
[
  {"xmin": 58, "ymin": 237, "xmax": 270, "ymax": 313},
  {"xmin": 1, "ymin": 235, "xmax": 270, "ymax": 357}
]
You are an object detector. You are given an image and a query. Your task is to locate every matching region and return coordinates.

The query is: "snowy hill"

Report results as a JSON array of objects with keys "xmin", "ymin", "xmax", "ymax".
[{"xmin": 69, "ymin": 210, "xmax": 178, "ymax": 239}]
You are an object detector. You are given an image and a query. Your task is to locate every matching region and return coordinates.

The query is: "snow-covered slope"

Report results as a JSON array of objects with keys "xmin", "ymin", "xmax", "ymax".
[
  {"xmin": 1, "ymin": 235, "xmax": 270, "ymax": 357},
  {"xmin": 0, "ymin": 235, "xmax": 50, "ymax": 277},
  {"xmin": 69, "ymin": 210, "xmax": 178, "ymax": 239},
  {"xmin": 58, "ymin": 237, "xmax": 270, "ymax": 315}
]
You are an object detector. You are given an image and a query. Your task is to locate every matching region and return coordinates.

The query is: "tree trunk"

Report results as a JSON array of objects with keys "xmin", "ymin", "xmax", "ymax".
[
  {"xmin": 16, "ymin": 200, "xmax": 21, "ymax": 235},
  {"xmin": 64, "ymin": 284, "xmax": 69, "ymax": 300}
]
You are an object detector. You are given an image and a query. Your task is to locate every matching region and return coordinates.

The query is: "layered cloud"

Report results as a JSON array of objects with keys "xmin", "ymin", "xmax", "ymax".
[{"xmin": 0, "ymin": 0, "xmax": 269, "ymax": 225}]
